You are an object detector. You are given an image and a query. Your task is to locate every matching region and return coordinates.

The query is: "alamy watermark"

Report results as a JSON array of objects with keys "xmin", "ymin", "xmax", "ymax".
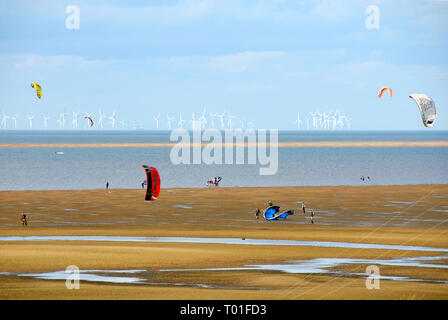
[
  {"xmin": 365, "ymin": 265, "xmax": 380, "ymax": 289},
  {"xmin": 65, "ymin": 5, "xmax": 80, "ymax": 30},
  {"xmin": 169, "ymin": 129, "xmax": 278, "ymax": 176},
  {"xmin": 65, "ymin": 265, "xmax": 80, "ymax": 289},
  {"xmin": 365, "ymin": 5, "xmax": 380, "ymax": 30}
]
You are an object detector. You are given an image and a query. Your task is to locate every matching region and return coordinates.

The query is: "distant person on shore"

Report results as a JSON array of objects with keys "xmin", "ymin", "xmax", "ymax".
[
  {"xmin": 106, "ymin": 182, "xmax": 109, "ymax": 189},
  {"xmin": 302, "ymin": 202, "xmax": 306, "ymax": 214},
  {"xmin": 255, "ymin": 208, "xmax": 261, "ymax": 220},
  {"xmin": 20, "ymin": 213, "xmax": 28, "ymax": 227},
  {"xmin": 267, "ymin": 201, "xmax": 273, "ymax": 207},
  {"xmin": 310, "ymin": 210, "xmax": 314, "ymax": 224}
]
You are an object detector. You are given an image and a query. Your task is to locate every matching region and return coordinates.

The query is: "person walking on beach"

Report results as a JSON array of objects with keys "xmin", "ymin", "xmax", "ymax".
[
  {"xmin": 20, "ymin": 213, "xmax": 28, "ymax": 227},
  {"xmin": 255, "ymin": 208, "xmax": 261, "ymax": 220},
  {"xmin": 302, "ymin": 201, "xmax": 306, "ymax": 214},
  {"xmin": 310, "ymin": 210, "xmax": 314, "ymax": 224},
  {"xmin": 106, "ymin": 181, "xmax": 109, "ymax": 189}
]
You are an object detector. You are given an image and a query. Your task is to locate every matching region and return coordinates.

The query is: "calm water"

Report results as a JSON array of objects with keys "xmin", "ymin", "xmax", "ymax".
[{"xmin": 0, "ymin": 130, "xmax": 447, "ymax": 190}]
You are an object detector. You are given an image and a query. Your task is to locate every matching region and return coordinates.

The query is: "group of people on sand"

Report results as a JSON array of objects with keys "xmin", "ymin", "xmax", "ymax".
[
  {"xmin": 254, "ymin": 201, "xmax": 315, "ymax": 224},
  {"xmin": 360, "ymin": 176, "xmax": 371, "ymax": 182}
]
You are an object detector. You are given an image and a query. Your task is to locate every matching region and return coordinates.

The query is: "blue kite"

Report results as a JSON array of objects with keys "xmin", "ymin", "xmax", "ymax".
[{"xmin": 263, "ymin": 206, "xmax": 294, "ymax": 221}]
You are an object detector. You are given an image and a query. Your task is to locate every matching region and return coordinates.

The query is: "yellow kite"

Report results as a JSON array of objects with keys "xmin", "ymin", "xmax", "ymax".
[{"xmin": 31, "ymin": 82, "xmax": 42, "ymax": 99}]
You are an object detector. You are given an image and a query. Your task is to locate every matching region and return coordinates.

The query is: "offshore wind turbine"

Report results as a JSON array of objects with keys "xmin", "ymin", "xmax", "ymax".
[
  {"xmin": 198, "ymin": 108, "xmax": 207, "ymax": 130},
  {"xmin": 43, "ymin": 115, "xmax": 50, "ymax": 129},
  {"xmin": 57, "ymin": 113, "xmax": 66, "ymax": 129},
  {"xmin": 309, "ymin": 110, "xmax": 318, "ymax": 130},
  {"xmin": 153, "ymin": 113, "xmax": 160, "ymax": 129},
  {"xmin": 345, "ymin": 117, "xmax": 352, "ymax": 129},
  {"xmin": 217, "ymin": 112, "xmax": 226, "ymax": 129},
  {"xmin": 294, "ymin": 112, "xmax": 303, "ymax": 129},
  {"xmin": 209, "ymin": 112, "xmax": 219, "ymax": 129},
  {"xmin": 98, "ymin": 110, "xmax": 107, "ymax": 129},
  {"xmin": 109, "ymin": 110, "xmax": 116, "ymax": 129},
  {"xmin": 166, "ymin": 114, "xmax": 174, "ymax": 130},
  {"xmin": 71, "ymin": 112, "xmax": 80, "ymax": 129},
  {"xmin": 177, "ymin": 112, "xmax": 185, "ymax": 128},
  {"xmin": 28, "ymin": 114, "xmax": 35, "ymax": 129},
  {"xmin": 227, "ymin": 111, "xmax": 235, "ymax": 130},
  {"xmin": 1, "ymin": 111, "xmax": 8, "ymax": 129},
  {"xmin": 11, "ymin": 114, "xmax": 18, "ymax": 129}
]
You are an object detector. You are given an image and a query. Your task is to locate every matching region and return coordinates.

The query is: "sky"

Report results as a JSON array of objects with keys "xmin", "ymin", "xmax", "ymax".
[{"xmin": 0, "ymin": 0, "xmax": 447, "ymax": 130}]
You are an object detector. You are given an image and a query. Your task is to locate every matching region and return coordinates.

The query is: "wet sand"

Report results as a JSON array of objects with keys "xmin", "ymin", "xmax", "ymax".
[{"xmin": 0, "ymin": 184, "xmax": 447, "ymax": 299}]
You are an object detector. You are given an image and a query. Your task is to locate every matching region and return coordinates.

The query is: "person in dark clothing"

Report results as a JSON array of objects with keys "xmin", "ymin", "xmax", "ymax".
[
  {"xmin": 106, "ymin": 182, "xmax": 109, "ymax": 189},
  {"xmin": 20, "ymin": 213, "xmax": 28, "ymax": 227},
  {"xmin": 255, "ymin": 208, "xmax": 261, "ymax": 220}
]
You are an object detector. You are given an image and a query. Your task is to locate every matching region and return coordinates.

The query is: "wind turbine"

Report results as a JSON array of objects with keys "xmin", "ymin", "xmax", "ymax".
[
  {"xmin": 189, "ymin": 113, "xmax": 196, "ymax": 130},
  {"xmin": 217, "ymin": 112, "xmax": 226, "ymax": 129},
  {"xmin": 72, "ymin": 112, "xmax": 80, "ymax": 129},
  {"xmin": 28, "ymin": 114, "xmax": 35, "ymax": 129},
  {"xmin": 309, "ymin": 111, "xmax": 318, "ymax": 130},
  {"xmin": 166, "ymin": 114, "xmax": 174, "ymax": 130},
  {"xmin": 335, "ymin": 110, "xmax": 346, "ymax": 129},
  {"xmin": 43, "ymin": 115, "xmax": 50, "ymax": 129},
  {"xmin": 119, "ymin": 120, "xmax": 126, "ymax": 129},
  {"xmin": 178, "ymin": 113, "xmax": 185, "ymax": 128},
  {"xmin": 294, "ymin": 112, "xmax": 303, "ymax": 129},
  {"xmin": 1, "ymin": 111, "xmax": 8, "ymax": 129},
  {"xmin": 98, "ymin": 110, "xmax": 107, "ymax": 129},
  {"xmin": 198, "ymin": 108, "xmax": 207, "ymax": 130},
  {"xmin": 153, "ymin": 113, "xmax": 160, "ymax": 129},
  {"xmin": 209, "ymin": 112, "xmax": 219, "ymax": 129},
  {"xmin": 227, "ymin": 111, "xmax": 236, "ymax": 130},
  {"xmin": 321, "ymin": 111, "xmax": 329, "ymax": 130},
  {"xmin": 345, "ymin": 117, "xmax": 352, "ymax": 129},
  {"xmin": 109, "ymin": 110, "xmax": 116, "ymax": 129},
  {"xmin": 57, "ymin": 113, "xmax": 66, "ymax": 129},
  {"xmin": 11, "ymin": 114, "xmax": 18, "ymax": 129}
]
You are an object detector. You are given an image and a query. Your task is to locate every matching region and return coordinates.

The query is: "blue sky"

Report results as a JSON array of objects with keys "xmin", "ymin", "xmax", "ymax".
[{"xmin": 0, "ymin": 0, "xmax": 447, "ymax": 130}]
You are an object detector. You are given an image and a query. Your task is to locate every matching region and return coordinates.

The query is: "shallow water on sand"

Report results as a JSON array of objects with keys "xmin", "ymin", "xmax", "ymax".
[{"xmin": 1, "ymin": 236, "xmax": 447, "ymax": 252}]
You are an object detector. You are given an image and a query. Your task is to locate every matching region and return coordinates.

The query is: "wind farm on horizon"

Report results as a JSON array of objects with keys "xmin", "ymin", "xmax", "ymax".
[{"xmin": 0, "ymin": 108, "xmax": 352, "ymax": 131}]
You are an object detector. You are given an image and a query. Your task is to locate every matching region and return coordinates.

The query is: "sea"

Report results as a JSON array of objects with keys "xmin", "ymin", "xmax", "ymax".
[{"xmin": 0, "ymin": 130, "xmax": 447, "ymax": 191}]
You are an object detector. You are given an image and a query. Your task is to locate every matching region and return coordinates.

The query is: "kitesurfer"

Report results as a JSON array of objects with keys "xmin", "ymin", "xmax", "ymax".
[{"xmin": 20, "ymin": 213, "xmax": 28, "ymax": 227}]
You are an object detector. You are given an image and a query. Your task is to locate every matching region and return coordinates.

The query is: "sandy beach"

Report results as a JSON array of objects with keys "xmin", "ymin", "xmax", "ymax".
[{"xmin": 1, "ymin": 184, "xmax": 447, "ymax": 300}]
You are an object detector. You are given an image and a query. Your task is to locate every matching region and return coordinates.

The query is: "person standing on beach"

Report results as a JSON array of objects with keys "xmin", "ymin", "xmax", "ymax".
[
  {"xmin": 302, "ymin": 202, "xmax": 306, "ymax": 214},
  {"xmin": 310, "ymin": 210, "xmax": 314, "ymax": 224},
  {"xmin": 106, "ymin": 181, "xmax": 109, "ymax": 189},
  {"xmin": 255, "ymin": 208, "xmax": 261, "ymax": 220},
  {"xmin": 20, "ymin": 213, "xmax": 28, "ymax": 227}
]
